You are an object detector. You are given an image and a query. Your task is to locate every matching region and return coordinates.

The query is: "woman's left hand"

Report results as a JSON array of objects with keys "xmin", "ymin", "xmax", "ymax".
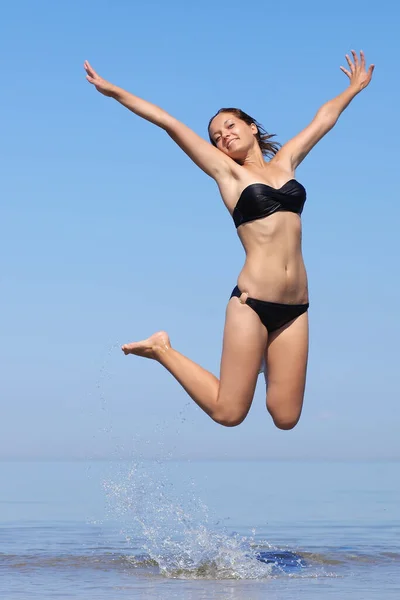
[{"xmin": 340, "ymin": 50, "xmax": 374, "ymax": 92}]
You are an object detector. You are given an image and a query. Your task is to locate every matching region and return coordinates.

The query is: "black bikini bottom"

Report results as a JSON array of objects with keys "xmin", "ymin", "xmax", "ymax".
[{"xmin": 230, "ymin": 285, "xmax": 309, "ymax": 333}]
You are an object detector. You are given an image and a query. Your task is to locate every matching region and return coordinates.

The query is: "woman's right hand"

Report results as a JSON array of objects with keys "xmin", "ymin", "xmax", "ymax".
[{"xmin": 84, "ymin": 60, "xmax": 116, "ymax": 97}]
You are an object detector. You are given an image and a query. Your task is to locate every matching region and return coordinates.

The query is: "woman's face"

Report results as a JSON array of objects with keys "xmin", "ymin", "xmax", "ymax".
[{"xmin": 208, "ymin": 113, "xmax": 258, "ymax": 160}]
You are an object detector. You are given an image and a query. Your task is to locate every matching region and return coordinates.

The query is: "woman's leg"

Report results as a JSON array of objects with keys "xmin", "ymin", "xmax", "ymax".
[
  {"xmin": 263, "ymin": 312, "xmax": 309, "ymax": 430},
  {"xmin": 122, "ymin": 297, "xmax": 268, "ymax": 426}
]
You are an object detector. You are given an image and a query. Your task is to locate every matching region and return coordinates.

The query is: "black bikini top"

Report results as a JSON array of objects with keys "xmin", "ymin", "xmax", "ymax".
[{"xmin": 232, "ymin": 179, "xmax": 306, "ymax": 228}]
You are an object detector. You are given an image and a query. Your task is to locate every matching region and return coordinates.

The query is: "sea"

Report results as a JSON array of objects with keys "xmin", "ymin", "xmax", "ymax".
[{"xmin": 0, "ymin": 459, "xmax": 399, "ymax": 599}]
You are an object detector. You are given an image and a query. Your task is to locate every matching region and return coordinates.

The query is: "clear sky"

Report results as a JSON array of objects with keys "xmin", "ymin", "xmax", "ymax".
[{"xmin": 1, "ymin": 0, "xmax": 399, "ymax": 460}]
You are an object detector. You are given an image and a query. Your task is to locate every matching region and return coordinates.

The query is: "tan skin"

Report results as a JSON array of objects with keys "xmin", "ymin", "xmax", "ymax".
[{"xmin": 84, "ymin": 51, "xmax": 374, "ymax": 428}]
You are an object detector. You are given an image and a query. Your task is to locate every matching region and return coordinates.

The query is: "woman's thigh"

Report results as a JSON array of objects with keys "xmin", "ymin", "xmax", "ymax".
[
  {"xmin": 216, "ymin": 297, "xmax": 268, "ymax": 424},
  {"xmin": 264, "ymin": 312, "xmax": 309, "ymax": 429}
]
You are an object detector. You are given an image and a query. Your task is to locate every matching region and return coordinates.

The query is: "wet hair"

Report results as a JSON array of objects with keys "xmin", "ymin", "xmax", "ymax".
[{"xmin": 208, "ymin": 108, "xmax": 280, "ymax": 158}]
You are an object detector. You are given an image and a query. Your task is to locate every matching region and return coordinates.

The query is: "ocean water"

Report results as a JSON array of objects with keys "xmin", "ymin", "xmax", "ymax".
[{"xmin": 0, "ymin": 459, "xmax": 399, "ymax": 599}]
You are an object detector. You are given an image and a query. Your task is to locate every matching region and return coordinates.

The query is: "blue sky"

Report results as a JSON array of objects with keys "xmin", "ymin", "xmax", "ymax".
[{"xmin": 1, "ymin": 0, "xmax": 399, "ymax": 460}]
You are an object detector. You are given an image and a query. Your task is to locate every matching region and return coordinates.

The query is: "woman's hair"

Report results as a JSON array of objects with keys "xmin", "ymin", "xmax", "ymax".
[{"xmin": 208, "ymin": 108, "xmax": 280, "ymax": 158}]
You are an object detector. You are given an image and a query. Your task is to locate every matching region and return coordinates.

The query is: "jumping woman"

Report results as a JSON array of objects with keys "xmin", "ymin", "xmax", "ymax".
[{"xmin": 84, "ymin": 51, "xmax": 374, "ymax": 429}]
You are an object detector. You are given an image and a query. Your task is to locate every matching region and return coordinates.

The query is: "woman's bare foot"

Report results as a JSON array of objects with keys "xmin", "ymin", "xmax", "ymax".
[{"xmin": 121, "ymin": 331, "xmax": 171, "ymax": 359}]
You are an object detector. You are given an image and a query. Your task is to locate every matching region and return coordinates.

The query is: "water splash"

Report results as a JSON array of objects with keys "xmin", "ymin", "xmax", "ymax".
[{"xmin": 103, "ymin": 460, "xmax": 300, "ymax": 580}]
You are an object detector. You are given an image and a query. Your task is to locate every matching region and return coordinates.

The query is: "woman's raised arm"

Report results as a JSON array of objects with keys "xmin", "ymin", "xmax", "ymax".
[
  {"xmin": 84, "ymin": 61, "xmax": 234, "ymax": 181},
  {"xmin": 274, "ymin": 50, "xmax": 375, "ymax": 171}
]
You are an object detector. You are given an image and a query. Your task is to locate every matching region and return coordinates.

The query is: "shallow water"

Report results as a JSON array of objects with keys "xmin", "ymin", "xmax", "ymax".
[{"xmin": 1, "ymin": 460, "xmax": 399, "ymax": 598}]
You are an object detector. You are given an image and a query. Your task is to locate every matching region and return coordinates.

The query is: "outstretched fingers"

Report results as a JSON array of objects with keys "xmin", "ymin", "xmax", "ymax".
[
  {"xmin": 83, "ymin": 61, "xmax": 114, "ymax": 96},
  {"xmin": 340, "ymin": 49, "xmax": 375, "ymax": 88},
  {"xmin": 351, "ymin": 49, "xmax": 359, "ymax": 67},
  {"xmin": 345, "ymin": 53, "xmax": 355, "ymax": 73},
  {"xmin": 84, "ymin": 60, "xmax": 93, "ymax": 73},
  {"xmin": 84, "ymin": 60, "xmax": 98, "ymax": 80},
  {"xmin": 340, "ymin": 65, "xmax": 351, "ymax": 78},
  {"xmin": 360, "ymin": 50, "xmax": 375, "ymax": 76}
]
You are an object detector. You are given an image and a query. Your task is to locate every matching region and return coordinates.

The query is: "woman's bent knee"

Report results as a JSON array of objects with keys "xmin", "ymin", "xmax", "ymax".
[
  {"xmin": 267, "ymin": 390, "xmax": 303, "ymax": 430},
  {"xmin": 271, "ymin": 414, "xmax": 300, "ymax": 430},
  {"xmin": 267, "ymin": 403, "xmax": 302, "ymax": 430},
  {"xmin": 213, "ymin": 407, "xmax": 247, "ymax": 427}
]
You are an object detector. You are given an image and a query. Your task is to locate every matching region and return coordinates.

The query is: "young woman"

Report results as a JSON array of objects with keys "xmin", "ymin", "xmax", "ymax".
[{"xmin": 85, "ymin": 51, "xmax": 374, "ymax": 429}]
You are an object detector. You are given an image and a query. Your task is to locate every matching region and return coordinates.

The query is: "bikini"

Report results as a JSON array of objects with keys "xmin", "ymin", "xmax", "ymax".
[{"xmin": 230, "ymin": 179, "xmax": 309, "ymax": 332}]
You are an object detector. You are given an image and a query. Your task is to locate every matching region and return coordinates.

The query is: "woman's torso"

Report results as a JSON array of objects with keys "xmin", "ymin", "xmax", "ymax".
[{"xmin": 218, "ymin": 162, "xmax": 309, "ymax": 304}]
